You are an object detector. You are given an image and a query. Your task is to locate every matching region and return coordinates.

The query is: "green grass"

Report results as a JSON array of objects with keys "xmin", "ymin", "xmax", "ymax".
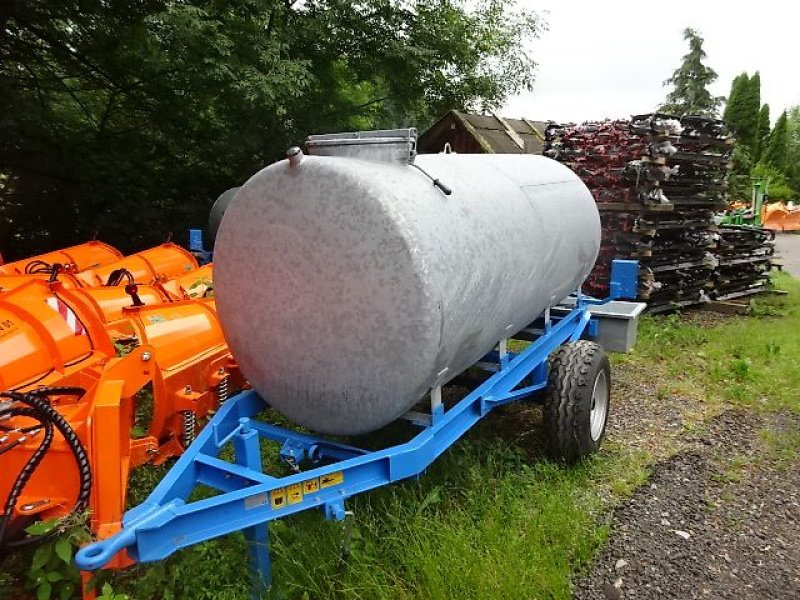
[{"xmin": 632, "ymin": 273, "xmax": 800, "ymax": 414}]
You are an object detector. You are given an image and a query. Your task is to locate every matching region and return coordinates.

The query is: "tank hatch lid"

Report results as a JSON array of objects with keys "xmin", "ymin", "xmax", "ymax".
[{"xmin": 305, "ymin": 128, "xmax": 417, "ymax": 164}]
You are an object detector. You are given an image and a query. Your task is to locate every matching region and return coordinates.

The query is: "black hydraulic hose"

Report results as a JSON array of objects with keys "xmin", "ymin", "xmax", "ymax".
[
  {"xmin": 105, "ymin": 268, "xmax": 135, "ymax": 287},
  {"xmin": 0, "ymin": 387, "xmax": 91, "ymax": 552},
  {"xmin": 0, "ymin": 403, "xmax": 53, "ymax": 551},
  {"xmin": 24, "ymin": 260, "xmax": 53, "ymax": 275}
]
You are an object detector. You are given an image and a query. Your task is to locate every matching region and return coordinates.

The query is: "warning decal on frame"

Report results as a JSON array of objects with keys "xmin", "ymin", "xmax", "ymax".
[
  {"xmin": 320, "ymin": 471, "xmax": 344, "ymax": 489},
  {"xmin": 302, "ymin": 478, "xmax": 320, "ymax": 494},
  {"xmin": 287, "ymin": 483, "xmax": 303, "ymax": 505},
  {"xmin": 270, "ymin": 487, "xmax": 287, "ymax": 509}
]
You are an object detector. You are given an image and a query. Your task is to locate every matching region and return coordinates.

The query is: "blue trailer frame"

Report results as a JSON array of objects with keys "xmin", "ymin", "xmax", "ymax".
[{"xmin": 76, "ymin": 260, "xmax": 638, "ymax": 596}]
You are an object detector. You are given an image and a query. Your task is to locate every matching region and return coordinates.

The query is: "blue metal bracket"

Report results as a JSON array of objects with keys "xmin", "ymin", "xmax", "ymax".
[
  {"xmin": 609, "ymin": 259, "xmax": 638, "ymax": 300},
  {"xmin": 188, "ymin": 228, "xmax": 213, "ymax": 265}
]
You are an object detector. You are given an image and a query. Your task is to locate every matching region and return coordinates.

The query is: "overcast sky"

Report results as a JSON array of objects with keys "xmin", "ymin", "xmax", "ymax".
[{"xmin": 502, "ymin": 0, "xmax": 800, "ymax": 124}]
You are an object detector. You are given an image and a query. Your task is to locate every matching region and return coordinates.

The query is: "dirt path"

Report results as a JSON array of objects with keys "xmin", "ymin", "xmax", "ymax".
[
  {"xmin": 574, "ymin": 409, "xmax": 800, "ymax": 600},
  {"xmin": 775, "ymin": 232, "xmax": 800, "ymax": 279}
]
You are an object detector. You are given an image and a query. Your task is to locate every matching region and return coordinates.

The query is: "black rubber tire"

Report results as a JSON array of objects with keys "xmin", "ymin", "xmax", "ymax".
[{"xmin": 543, "ymin": 340, "xmax": 610, "ymax": 463}]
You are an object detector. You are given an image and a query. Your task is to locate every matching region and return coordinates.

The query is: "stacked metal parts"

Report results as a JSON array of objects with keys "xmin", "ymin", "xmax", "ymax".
[
  {"xmin": 546, "ymin": 114, "xmax": 754, "ymax": 312},
  {"xmin": 713, "ymin": 225, "xmax": 775, "ymax": 300}
]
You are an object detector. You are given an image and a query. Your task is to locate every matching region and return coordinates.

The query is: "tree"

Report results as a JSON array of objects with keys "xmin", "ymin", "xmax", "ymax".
[
  {"xmin": 753, "ymin": 103, "xmax": 771, "ymax": 163},
  {"xmin": 0, "ymin": 0, "xmax": 543, "ymax": 258},
  {"xmin": 764, "ymin": 111, "xmax": 789, "ymax": 171},
  {"xmin": 723, "ymin": 73, "xmax": 757, "ymax": 146},
  {"xmin": 724, "ymin": 71, "xmax": 761, "ymax": 149},
  {"xmin": 660, "ymin": 28, "xmax": 723, "ymax": 117},
  {"xmin": 786, "ymin": 106, "xmax": 800, "ymax": 195}
]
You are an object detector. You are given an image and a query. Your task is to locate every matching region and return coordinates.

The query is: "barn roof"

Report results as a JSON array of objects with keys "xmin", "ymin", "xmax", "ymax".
[{"xmin": 419, "ymin": 110, "xmax": 548, "ymax": 155}]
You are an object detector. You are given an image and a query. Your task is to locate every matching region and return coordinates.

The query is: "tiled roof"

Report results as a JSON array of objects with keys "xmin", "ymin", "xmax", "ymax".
[{"xmin": 419, "ymin": 110, "xmax": 548, "ymax": 154}]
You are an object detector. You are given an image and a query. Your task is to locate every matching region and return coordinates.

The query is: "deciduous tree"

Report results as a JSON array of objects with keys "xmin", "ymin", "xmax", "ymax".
[{"xmin": 0, "ymin": 0, "xmax": 542, "ymax": 257}]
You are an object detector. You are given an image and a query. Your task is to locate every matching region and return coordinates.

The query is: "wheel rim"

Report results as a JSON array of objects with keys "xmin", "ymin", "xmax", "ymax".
[{"xmin": 590, "ymin": 370, "xmax": 608, "ymax": 442}]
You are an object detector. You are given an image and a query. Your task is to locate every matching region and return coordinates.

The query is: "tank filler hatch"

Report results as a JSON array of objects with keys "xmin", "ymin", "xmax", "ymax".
[{"xmin": 305, "ymin": 128, "xmax": 417, "ymax": 164}]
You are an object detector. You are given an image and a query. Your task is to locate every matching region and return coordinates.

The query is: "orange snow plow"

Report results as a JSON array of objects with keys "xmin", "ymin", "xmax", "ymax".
[
  {"xmin": 762, "ymin": 203, "xmax": 800, "ymax": 232},
  {"xmin": 77, "ymin": 243, "xmax": 198, "ymax": 287},
  {"xmin": 160, "ymin": 263, "xmax": 214, "ymax": 299},
  {"xmin": 0, "ymin": 275, "xmax": 241, "ymax": 559},
  {"xmin": 0, "ymin": 244, "xmax": 203, "ymax": 295},
  {"xmin": 0, "ymin": 241, "xmax": 122, "ymax": 277}
]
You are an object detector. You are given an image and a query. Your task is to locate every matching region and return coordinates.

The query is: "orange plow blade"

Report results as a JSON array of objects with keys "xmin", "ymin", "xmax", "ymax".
[
  {"xmin": 0, "ymin": 241, "xmax": 122, "ymax": 276},
  {"xmin": 77, "ymin": 243, "xmax": 198, "ymax": 286}
]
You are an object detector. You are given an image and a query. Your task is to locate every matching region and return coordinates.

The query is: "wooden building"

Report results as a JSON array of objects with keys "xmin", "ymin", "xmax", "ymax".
[{"xmin": 419, "ymin": 110, "xmax": 548, "ymax": 155}]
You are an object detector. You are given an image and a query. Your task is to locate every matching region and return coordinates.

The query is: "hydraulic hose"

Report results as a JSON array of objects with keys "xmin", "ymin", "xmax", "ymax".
[{"xmin": 0, "ymin": 387, "xmax": 91, "ymax": 552}]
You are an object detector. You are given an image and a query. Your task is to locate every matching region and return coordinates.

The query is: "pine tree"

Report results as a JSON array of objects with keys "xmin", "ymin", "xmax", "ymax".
[
  {"xmin": 660, "ymin": 28, "xmax": 723, "ymax": 116},
  {"xmin": 753, "ymin": 103, "xmax": 770, "ymax": 162},
  {"xmin": 724, "ymin": 73, "xmax": 748, "ymax": 132},
  {"xmin": 764, "ymin": 111, "xmax": 789, "ymax": 171},
  {"xmin": 723, "ymin": 72, "xmax": 760, "ymax": 149}
]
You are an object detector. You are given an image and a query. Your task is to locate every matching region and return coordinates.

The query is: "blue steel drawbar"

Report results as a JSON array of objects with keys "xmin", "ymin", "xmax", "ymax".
[{"xmin": 77, "ymin": 260, "xmax": 639, "ymax": 597}]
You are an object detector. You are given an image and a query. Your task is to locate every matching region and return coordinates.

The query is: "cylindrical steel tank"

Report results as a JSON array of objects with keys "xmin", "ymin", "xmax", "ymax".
[
  {"xmin": 209, "ymin": 187, "xmax": 240, "ymax": 247},
  {"xmin": 215, "ymin": 152, "xmax": 600, "ymax": 435}
]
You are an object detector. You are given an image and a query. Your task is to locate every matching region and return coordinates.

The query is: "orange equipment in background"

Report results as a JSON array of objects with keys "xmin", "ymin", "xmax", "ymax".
[
  {"xmin": 0, "ymin": 241, "xmax": 122, "ymax": 276},
  {"xmin": 762, "ymin": 202, "xmax": 800, "ymax": 232},
  {"xmin": 0, "ymin": 275, "xmax": 240, "ymax": 560},
  {"xmin": 77, "ymin": 243, "xmax": 198, "ymax": 287}
]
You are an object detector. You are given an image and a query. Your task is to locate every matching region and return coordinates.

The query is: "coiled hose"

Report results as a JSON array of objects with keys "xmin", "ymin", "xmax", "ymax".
[{"xmin": 0, "ymin": 387, "xmax": 91, "ymax": 552}]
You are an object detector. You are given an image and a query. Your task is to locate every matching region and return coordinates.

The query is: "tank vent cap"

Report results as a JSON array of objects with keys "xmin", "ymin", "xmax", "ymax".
[{"xmin": 286, "ymin": 147, "xmax": 304, "ymax": 167}]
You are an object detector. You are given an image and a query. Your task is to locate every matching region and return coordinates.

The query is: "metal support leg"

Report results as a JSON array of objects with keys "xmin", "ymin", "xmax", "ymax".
[
  {"xmin": 430, "ymin": 385, "xmax": 444, "ymax": 423},
  {"xmin": 338, "ymin": 510, "xmax": 355, "ymax": 574},
  {"xmin": 498, "ymin": 338, "xmax": 508, "ymax": 369},
  {"xmin": 233, "ymin": 418, "xmax": 271, "ymax": 598}
]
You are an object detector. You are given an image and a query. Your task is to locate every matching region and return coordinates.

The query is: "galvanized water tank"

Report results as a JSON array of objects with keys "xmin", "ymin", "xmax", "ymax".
[
  {"xmin": 214, "ymin": 135, "xmax": 600, "ymax": 435},
  {"xmin": 209, "ymin": 187, "xmax": 240, "ymax": 247}
]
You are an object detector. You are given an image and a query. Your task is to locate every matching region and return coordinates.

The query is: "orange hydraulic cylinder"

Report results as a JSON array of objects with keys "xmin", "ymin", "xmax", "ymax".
[
  {"xmin": 0, "ymin": 241, "xmax": 122, "ymax": 276},
  {"xmin": 77, "ymin": 243, "xmax": 198, "ymax": 287}
]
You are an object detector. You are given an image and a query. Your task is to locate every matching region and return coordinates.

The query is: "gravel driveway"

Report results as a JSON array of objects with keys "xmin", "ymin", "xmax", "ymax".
[
  {"xmin": 775, "ymin": 232, "xmax": 800, "ymax": 279},
  {"xmin": 574, "ymin": 410, "xmax": 800, "ymax": 600}
]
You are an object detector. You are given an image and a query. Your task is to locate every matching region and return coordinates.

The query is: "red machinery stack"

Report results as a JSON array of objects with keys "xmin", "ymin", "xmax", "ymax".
[{"xmin": 546, "ymin": 114, "xmax": 733, "ymax": 312}]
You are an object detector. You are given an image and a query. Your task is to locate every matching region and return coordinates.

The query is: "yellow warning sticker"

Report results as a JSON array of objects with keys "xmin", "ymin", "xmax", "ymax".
[
  {"xmin": 0, "ymin": 318, "xmax": 18, "ymax": 340},
  {"xmin": 302, "ymin": 478, "xmax": 320, "ymax": 494},
  {"xmin": 320, "ymin": 471, "xmax": 344, "ymax": 489},
  {"xmin": 270, "ymin": 487, "xmax": 287, "ymax": 509},
  {"xmin": 287, "ymin": 483, "xmax": 303, "ymax": 505}
]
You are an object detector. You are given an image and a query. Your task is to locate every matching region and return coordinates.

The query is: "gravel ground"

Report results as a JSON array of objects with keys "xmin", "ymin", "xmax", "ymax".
[
  {"xmin": 574, "ymin": 410, "xmax": 800, "ymax": 600},
  {"xmin": 774, "ymin": 232, "xmax": 800, "ymax": 279}
]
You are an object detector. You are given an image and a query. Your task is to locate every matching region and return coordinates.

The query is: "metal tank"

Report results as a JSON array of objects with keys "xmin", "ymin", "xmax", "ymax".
[
  {"xmin": 214, "ymin": 129, "xmax": 600, "ymax": 435},
  {"xmin": 209, "ymin": 187, "xmax": 240, "ymax": 246}
]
